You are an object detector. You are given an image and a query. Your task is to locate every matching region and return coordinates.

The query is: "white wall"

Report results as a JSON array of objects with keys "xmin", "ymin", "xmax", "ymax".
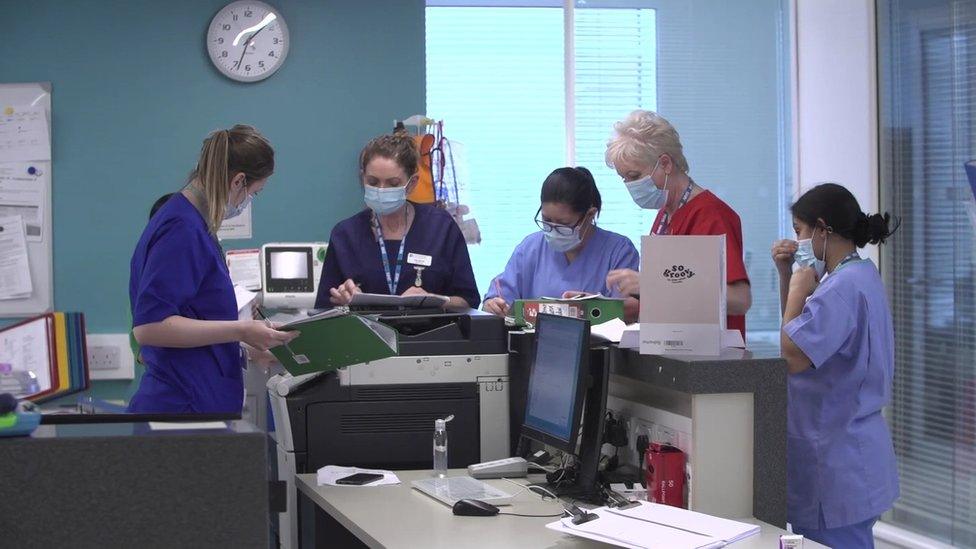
[{"xmin": 794, "ymin": 0, "xmax": 879, "ymax": 262}]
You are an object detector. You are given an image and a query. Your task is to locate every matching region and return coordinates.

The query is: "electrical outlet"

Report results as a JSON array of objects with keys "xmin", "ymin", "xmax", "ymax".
[{"xmin": 87, "ymin": 334, "xmax": 135, "ymax": 381}]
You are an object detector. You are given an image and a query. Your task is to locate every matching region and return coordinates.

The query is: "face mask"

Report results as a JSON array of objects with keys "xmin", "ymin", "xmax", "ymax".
[
  {"xmin": 794, "ymin": 238, "xmax": 825, "ymax": 277},
  {"xmin": 544, "ymin": 227, "xmax": 583, "ymax": 252},
  {"xmin": 625, "ymin": 158, "xmax": 669, "ymax": 210},
  {"xmin": 224, "ymin": 187, "xmax": 252, "ymax": 220},
  {"xmin": 364, "ymin": 185, "xmax": 407, "ymax": 216}
]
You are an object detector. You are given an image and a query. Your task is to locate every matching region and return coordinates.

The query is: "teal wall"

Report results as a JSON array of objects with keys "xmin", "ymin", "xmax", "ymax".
[{"xmin": 0, "ymin": 0, "xmax": 425, "ymax": 401}]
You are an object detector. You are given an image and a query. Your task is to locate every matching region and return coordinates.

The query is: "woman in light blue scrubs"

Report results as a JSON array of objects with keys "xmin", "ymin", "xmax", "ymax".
[
  {"xmin": 772, "ymin": 183, "xmax": 900, "ymax": 548},
  {"xmin": 482, "ymin": 167, "xmax": 639, "ymax": 318},
  {"xmin": 128, "ymin": 125, "xmax": 296, "ymax": 414}
]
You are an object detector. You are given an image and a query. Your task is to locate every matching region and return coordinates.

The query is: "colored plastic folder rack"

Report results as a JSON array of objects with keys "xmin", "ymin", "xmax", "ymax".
[{"xmin": 0, "ymin": 312, "xmax": 90, "ymax": 403}]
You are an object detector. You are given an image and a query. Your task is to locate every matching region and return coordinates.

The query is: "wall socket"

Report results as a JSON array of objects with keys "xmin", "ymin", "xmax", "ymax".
[
  {"xmin": 87, "ymin": 334, "xmax": 136, "ymax": 380},
  {"xmin": 606, "ymin": 395, "xmax": 693, "ymax": 470}
]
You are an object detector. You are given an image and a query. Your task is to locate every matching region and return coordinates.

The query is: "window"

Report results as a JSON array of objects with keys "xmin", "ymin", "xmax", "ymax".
[
  {"xmin": 427, "ymin": 1, "xmax": 791, "ymax": 344},
  {"xmin": 879, "ymin": 1, "xmax": 976, "ymax": 545}
]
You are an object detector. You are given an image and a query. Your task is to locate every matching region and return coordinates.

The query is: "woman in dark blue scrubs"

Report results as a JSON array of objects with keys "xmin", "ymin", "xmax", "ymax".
[
  {"xmin": 314, "ymin": 131, "xmax": 479, "ymax": 310},
  {"xmin": 128, "ymin": 125, "xmax": 296, "ymax": 414}
]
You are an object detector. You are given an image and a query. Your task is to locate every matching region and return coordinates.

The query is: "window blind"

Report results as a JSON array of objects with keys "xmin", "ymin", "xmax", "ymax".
[{"xmin": 879, "ymin": 0, "xmax": 976, "ymax": 545}]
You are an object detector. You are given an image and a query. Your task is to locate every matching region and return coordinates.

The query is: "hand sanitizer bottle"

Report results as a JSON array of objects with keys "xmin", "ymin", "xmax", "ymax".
[{"xmin": 433, "ymin": 414, "xmax": 454, "ymax": 477}]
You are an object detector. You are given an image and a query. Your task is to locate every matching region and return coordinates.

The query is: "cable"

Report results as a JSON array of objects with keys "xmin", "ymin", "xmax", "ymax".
[
  {"xmin": 498, "ymin": 511, "xmax": 566, "ymax": 518},
  {"xmin": 500, "ymin": 477, "xmax": 558, "ymax": 501}
]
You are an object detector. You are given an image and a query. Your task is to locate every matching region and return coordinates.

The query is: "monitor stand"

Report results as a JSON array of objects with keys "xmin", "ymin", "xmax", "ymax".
[{"xmin": 535, "ymin": 347, "xmax": 609, "ymax": 505}]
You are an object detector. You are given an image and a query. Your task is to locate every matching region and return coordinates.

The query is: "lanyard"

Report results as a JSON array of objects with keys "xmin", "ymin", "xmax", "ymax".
[
  {"xmin": 373, "ymin": 208, "xmax": 409, "ymax": 295},
  {"xmin": 835, "ymin": 251, "xmax": 861, "ymax": 270},
  {"xmin": 655, "ymin": 182, "xmax": 695, "ymax": 235}
]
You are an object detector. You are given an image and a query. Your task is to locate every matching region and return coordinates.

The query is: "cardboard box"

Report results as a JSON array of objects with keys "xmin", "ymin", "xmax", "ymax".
[
  {"xmin": 640, "ymin": 235, "xmax": 726, "ymax": 356},
  {"xmin": 513, "ymin": 296, "xmax": 624, "ymax": 327}
]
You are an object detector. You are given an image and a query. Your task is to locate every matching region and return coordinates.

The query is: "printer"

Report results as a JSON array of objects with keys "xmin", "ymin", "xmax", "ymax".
[{"xmin": 267, "ymin": 309, "xmax": 509, "ymax": 549}]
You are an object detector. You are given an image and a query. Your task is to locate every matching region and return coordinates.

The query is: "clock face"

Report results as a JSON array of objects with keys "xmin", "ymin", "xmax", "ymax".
[{"xmin": 207, "ymin": 1, "xmax": 289, "ymax": 83}]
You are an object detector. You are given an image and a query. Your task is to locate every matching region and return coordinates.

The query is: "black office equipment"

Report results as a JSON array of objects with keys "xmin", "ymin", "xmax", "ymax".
[{"xmin": 520, "ymin": 314, "xmax": 608, "ymax": 504}]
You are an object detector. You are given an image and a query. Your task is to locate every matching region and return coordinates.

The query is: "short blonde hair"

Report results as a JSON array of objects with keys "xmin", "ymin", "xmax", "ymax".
[{"xmin": 605, "ymin": 110, "xmax": 689, "ymax": 174}]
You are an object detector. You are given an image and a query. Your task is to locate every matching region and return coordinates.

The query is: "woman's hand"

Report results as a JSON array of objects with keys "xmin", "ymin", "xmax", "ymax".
[
  {"xmin": 788, "ymin": 266, "xmax": 819, "ymax": 299},
  {"xmin": 329, "ymin": 278, "xmax": 361, "ymax": 305},
  {"xmin": 239, "ymin": 320, "xmax": 298, "ymax": 351},
  {"xmin": 771, "ymin": 239, "xmax": 798, "ymax": 278},
  {"xmin": 606, "ymin": 269, "xmax": 640, "ymax": 297},
  {"xmin": 401, "ymin": 286, "xmax": 429, "ymax": 297},
  {"xmin": 483, "ymin": 297, "xmax": 509, "ymax": 316}
]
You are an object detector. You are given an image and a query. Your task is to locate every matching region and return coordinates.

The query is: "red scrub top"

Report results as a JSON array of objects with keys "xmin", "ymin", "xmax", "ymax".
[{"xmin": 652, "ymin": 190, "xmax": 749, "ymax": 337}]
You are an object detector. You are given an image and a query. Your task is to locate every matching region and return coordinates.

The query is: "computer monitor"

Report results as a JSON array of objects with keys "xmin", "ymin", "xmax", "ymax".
[
  {"xmin": 521, "ymin": 313, "xmax": 590, "ymax": 455},
  {"xmin": 521, "ymin": 313, "xmax": 609, "ymax": 503},
  {"xmin": 261, "ymin": 243, "xmax": 327, "ymax": 309}
]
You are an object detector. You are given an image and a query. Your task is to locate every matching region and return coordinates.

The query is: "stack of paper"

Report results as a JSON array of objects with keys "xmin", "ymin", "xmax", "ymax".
[
  {"xmin": 0, "ymin": 312, "xmax": 89, "ymax": 403},
  {"xmin": 317, "ymin": 465, "xmax": 400, "ymax": 487},
  {"xmin": 546, "ymin": 501, "xmax": 759, "ymax": 549}
]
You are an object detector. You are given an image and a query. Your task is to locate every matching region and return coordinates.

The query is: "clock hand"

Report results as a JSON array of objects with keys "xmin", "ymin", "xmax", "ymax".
[
  {"xmin": 234, "ymin": 24, "xmax": 268, "ymax": 72},
  {"xmin": 233, "ymin": 14, "xmax": 275, "ymax": 72},
  {"xmin": 233, "ymin": 13, "xmax": 276, "ymax": 46}
]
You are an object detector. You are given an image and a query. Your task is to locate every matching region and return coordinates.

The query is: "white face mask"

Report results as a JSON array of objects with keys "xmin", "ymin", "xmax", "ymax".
[
  {"xmin": 624, "ymin": 157, "xmax": 669, "ymax": 210},
  {"xmin": 223, "ymin": 177, "xmax": 253, "ymax": 220},
  {"xmin": 794, "ymin": 238, "xmax": 825, "ymax": 277},
  {"xmin": 224, "ymin": 191, "xmax": 252, "ymax": 220},
  {"xmin": 364, "ymin": 185, "xmax": 407, "ymax": 216}
]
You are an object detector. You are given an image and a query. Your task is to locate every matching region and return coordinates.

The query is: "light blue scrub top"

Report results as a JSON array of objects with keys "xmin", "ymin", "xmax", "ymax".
[
  {"xmin": 784, "ymin": 259, "xmax": 900, "ymax": 529},
  {"xmin": 484, "ymin": 226, "xmax": 639, "ymax": 303}
]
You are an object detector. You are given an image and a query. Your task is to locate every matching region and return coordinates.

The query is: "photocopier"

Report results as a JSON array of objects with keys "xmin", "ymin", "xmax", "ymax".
[{"xmin": 267, "ymin": 308, "xmax": 510, "ymax": 549}]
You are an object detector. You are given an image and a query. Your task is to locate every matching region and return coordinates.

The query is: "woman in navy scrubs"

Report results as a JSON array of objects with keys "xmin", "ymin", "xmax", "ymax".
[
  {"xmin": 314, "ymin": 131, "xmax": 479, "ymax": 310},
  {"xmin": 128, "ymin": 125, "xmax": 296, "ymax": 414}
]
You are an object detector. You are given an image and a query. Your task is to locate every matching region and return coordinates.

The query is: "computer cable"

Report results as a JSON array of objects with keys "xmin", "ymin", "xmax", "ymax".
[{"xmin": 497, "ymin": 511, "xmax": 567, "ymax": 518}]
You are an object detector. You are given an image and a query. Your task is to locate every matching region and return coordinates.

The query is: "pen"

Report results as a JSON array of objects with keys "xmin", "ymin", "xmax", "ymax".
[{"xmin": 494, "ymin": 277, "xmax": 503, "ymax": 302}]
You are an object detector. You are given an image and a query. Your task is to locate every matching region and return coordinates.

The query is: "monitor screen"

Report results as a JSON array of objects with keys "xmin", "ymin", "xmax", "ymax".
[
  {"xmin": 522, "ymin": 314, "xmax": 588, "ymax": 449},
  {"xmin": 269, "ymin": 251, "xmax": 308, "ymax": 280}
]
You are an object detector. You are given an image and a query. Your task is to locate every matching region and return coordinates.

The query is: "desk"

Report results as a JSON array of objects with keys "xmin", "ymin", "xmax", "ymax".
[
  {"xmin": 295, "ymin": 470, "xmax": 827, "ymax": 549},
  {"xmin": 0, "ymin": 420, "xmax": 268, "ymax": 548}
]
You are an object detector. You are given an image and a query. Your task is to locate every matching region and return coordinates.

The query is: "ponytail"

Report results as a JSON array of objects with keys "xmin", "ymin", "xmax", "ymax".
[
  {"xmin": 189, "ymin": 125, "xmax": 274, "ymax": 234},
  {"xmin": 853, "ymin": 212, "xmax": 898, "ymax": 247}
]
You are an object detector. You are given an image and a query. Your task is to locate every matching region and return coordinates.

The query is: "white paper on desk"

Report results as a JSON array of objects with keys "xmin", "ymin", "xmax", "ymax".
[
  {"xmin": 148, "ymin": 421, "xmax": 228, "ymax": 431},
  {"xmin": 0, "ymin": 316, "xmax": 52, "ymax": 397},
  {"xmin": 217, "ymin": 202, "xmax": 252, "ymax": 240},
  {"xmin": 722, "ymin": 329, "xmax": 745, "ymax": 349},
  {"xmin": 620, "ymin": 328, "xmax": 640, "ymax": 349},
  {"xmin": 0, "ymin": 107, "xmax": 50, "ymax": 162},
  {"xmin": 0, "ymin": 162, "xmax": 45, "ymax": 241},
  {"xmin": 547, "ymin": 506, "xmax": 724, "ymax": 549},
  {"xmin": 606, "ymin": 501, "xmax": 759, "ymax": 544},
  {"xmin": 591, "ymin": 318, "xmax": 635, "ymax": 343},
  {"xmin": 0, "ymin": 215, "xmax": 33, "ymax": 299},
  {"xmin": 317, "ymin": 465, "xmax": 400, "ymax": 487}
]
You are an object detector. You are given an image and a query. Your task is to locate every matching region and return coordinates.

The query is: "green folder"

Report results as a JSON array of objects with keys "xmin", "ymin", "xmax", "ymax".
[{"xmin": 269, "ymin": 310, "xmax": 399, "ymax": 376}]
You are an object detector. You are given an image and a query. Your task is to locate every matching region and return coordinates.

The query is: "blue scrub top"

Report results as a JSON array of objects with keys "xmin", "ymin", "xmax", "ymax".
[
  {"xmin": 127, "ymin": 194, "xmax": 243, "ymax": 414},
  {"xmin": 314, "ymin": 203, "xmax": 480, "ymax": 309},
  {"xmin": 484, "ymin": 226, "xmax": 639, "ymax": 302},
  {"xmin": 784, "ymin": 259, "xmax": 900, "ymax": 529}
]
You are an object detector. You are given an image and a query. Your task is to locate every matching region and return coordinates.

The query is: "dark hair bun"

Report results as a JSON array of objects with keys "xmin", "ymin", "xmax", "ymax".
[{"xmin": 854, "ymin": 212, "xmax": 898, "ymax": 246}]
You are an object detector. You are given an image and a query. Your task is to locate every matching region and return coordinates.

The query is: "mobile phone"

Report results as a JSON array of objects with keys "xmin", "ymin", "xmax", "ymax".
[{"xmin": 335, "ymin": 472, "xmax": 384, "ymax": 486}]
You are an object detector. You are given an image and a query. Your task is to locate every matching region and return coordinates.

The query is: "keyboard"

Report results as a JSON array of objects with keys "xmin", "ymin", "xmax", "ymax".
[{"xmin": 411, "ymin": 476, "xmax": 514, "ymax": 506}]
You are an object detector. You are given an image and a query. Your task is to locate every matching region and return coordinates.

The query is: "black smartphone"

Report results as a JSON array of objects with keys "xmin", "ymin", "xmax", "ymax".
[{"xmin": 335, "ymin": 472, "xmax": 384, "ymax": 486}]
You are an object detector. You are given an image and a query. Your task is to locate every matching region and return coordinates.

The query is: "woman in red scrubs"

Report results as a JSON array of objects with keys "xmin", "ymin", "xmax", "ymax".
[{"xmin": 604, "ymin": 110, "xmax": 751, "ymax": 336}]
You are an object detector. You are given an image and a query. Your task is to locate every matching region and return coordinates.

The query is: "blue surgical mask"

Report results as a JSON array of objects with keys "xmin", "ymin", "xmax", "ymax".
[
  {"xmin": 544, "ymin": 227, "xmax": 582, "ymax": 252},
  {"xmin": 364, "ymin": 185, "xmax": 407, "ymax": 216},
  {"xmin": 224, "ymin": 189, "xmax": 252, "ymax": 220},
  {"xmin": 625, "ymin": 158, "xmax": 669, "ymax": 209},
  {"xmin": 794, "ymin": 238, "xmax": 825, "ymax": 277}
]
